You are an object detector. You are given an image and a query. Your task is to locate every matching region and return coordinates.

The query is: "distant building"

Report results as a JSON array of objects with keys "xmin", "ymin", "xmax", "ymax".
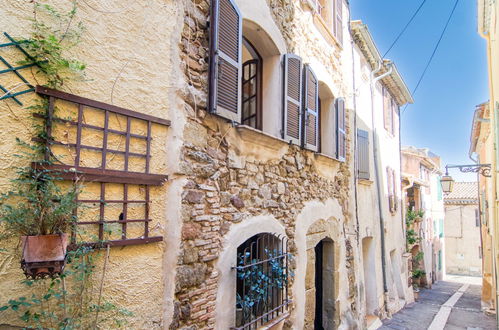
[
  {"xmin": 444, "ymin": 182, "xmax": 482, "ymax": 277},
  {"xmin": 402, "ymin": 147, "xmax": 445, "ymax": 288}
]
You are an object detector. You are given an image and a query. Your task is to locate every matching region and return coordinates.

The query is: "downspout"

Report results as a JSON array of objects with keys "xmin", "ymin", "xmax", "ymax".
[
  {"xmin": 469, "ymin": 110, "xmax": 486, "ymax": 310},
  {"xmin": 370, "ymin": 61, "xmax": 393, "ymax": 316},
  {"xmin": 349, "ymin": 9, "xmax": 360, "ymax": 247}
]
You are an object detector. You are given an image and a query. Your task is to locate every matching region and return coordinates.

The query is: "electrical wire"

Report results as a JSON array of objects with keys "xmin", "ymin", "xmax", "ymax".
[
  {"xmin": 383, "ymin": 0, "xmax": 428, "ymax": 58},
  {"xmin": 403, "ymin": 0, "xmax": 460, "ymax": 114}
]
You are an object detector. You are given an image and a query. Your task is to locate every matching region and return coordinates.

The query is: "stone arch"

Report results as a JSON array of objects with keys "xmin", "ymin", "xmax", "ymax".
[
  {"xmin": 235, "ymin": 0, "xmax": 287, "ymax": 55},
  {"xmin": 293, "ymin": 199, "xmax": 347, "ymax": 329},
  {"xmin": 214, "ymin": 215, "xmax": 287, "ymax": 329}
]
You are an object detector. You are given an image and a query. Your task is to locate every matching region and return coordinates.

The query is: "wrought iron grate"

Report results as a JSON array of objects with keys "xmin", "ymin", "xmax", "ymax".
[
  {"xmin": 34, "ymin": 86, "xmax": 170, "ymax": 247},
  {"xmin": 0, "ymin": 32, "xmax": 39, "ymax": 105},
  {"xmin": 234, "ymin": 233, "xmax": 291, "ymax": 329}
]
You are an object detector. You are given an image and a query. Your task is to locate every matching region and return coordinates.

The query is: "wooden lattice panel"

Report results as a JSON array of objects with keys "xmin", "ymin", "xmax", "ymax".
[{"xmin": 34, "ymin": 86, "xmax": 170, "ymax": 247}]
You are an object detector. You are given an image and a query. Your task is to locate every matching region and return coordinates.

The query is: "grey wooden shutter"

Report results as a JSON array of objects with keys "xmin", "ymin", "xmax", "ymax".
[
  {"xmin": 357, "ymin": 129, "xmax": 369, "ymax": 180},
  {"xmin": 283, "ymin": 54, "xmax": 303, "ymax": 145},
  {"xmin": 387, "ymin": 167, "xmax": 395, "ymax": 213},
  {"xmin": 336, "ymin": 98, "xmax": 346, "ymax": 160},
  {"xmin": 302, "ymin": 64, "xmax": 319, "ymax": 151},
  {"xmin": 208, "ymin": 0, "xmax": 242, "ymax": 122},
  {"xmin": 393, "ymin": 168, "xmax": 398, "ymax": 211}
]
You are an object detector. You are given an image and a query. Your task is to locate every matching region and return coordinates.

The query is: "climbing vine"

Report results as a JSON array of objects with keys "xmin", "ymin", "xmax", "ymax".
[{"xmin": 21, "ymin": 1, "xmax": 86, "ymax": 89}]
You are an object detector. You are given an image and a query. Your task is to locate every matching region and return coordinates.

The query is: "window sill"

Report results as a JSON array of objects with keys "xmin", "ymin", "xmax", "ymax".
[
  {"xmin": 314, "ymin": 152, "xmax": 343, "ymax": 163},
  {"xmin": 358, "ymin": 178, "xmax": 373, "ymax": 186},
  {"xmin": 312, "ymin": 14, "xmax": 343, "ymax": 50},
  {"xmin": 235, "ymin": 125, "xmax": 289, "ymax": 151}
]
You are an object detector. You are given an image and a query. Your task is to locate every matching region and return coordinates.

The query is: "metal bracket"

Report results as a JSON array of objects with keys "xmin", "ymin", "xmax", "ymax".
[{"xmin": 445, "ymin": 163, "xmax": 492, "ymax": 178}]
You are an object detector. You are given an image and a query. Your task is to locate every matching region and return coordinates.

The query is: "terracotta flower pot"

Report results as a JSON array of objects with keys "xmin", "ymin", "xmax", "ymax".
[{"xmin": 21, "ymin": 233, "xmax": 69, "ymax": 279}]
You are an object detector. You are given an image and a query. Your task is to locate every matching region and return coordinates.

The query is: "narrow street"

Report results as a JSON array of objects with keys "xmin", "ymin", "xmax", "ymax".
[{"xmin": 380, "ymin": 278, "xmax": 496, "ymax": 330}]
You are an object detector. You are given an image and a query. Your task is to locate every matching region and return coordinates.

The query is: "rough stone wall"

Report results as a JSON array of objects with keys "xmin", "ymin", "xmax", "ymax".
[{"xmin": 174, "ymin": 0, "xmax": 358, "ymax": 329}]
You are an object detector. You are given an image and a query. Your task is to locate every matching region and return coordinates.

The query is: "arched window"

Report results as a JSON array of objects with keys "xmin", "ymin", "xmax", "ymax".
[
  {"xmin": 235, "ymin": 233, "xmax": 290, "ymax": 328},
  {"xmin": 241, "ymin": 38, "xmax": 262, "ymax": 129}
]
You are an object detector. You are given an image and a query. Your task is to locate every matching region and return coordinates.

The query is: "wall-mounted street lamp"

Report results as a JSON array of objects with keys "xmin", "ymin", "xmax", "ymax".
[{"xmin": 440, "ymin": 164, "xmax": 491, "ymax": 194}]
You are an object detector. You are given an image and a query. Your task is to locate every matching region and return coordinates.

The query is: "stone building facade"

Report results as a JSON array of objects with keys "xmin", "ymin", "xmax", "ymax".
[
  {"xmin": 351, "ymin": 21, "xmax": 414, "ymax": 327},
  {"xmin": 0, "ymin": 0, "xmax": 413, "ymax": 329}
]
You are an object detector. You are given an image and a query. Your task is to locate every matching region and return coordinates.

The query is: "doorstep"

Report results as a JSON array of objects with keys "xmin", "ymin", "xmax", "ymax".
[{"xmin": 366, "ymin": 314, "xmax": 382, "ymax": 330}]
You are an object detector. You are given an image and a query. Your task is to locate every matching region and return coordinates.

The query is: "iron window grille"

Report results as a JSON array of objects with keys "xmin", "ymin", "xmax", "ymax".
[
  {"xmin": 234, "ymin": 233, "xmax": 291, "ymax": 330},
  {"xmin": 33, "ymin": 86, "xmax": 170, "ymax": 247}
]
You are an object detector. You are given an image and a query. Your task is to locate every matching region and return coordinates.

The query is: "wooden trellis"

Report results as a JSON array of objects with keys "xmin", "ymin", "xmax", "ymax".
[{"xmin": 33, "ymin": 86, "xmax": 170, "ymax": 247}]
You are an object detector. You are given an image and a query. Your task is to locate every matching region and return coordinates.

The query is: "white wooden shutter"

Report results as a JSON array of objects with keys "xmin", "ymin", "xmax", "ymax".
[
  {"xmin": 336, "ymin": 97, "xmax": 346, "ymax": 160},
  {"xmin": 283, "ymin": 54, "xmax": 303, "ymax": 145},
  {"xmin": 335, "ymin": 0, "xmax": 343, "ymax": 44},
  {"xmin": 302, "ymin": 64, "xmax": 319, "ymax": 151},
  {"xmin": 208, "ymin": 0, "xmax": 242, "ymax": 122}
]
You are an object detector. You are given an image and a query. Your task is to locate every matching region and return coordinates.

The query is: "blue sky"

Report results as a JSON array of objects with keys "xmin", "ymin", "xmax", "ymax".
[{"xmin": 350, "ymin": 0, "xmax": 489, "ymax": 181}]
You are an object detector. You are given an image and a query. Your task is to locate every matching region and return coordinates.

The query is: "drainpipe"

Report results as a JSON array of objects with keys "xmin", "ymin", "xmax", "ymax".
[
  {"xmin": 370, "ymin": 61, "xmax": 393, "ymax": 316},
  {"xmin": 349, "ymin": 11, "xmax": 360, "ymax": 246}
]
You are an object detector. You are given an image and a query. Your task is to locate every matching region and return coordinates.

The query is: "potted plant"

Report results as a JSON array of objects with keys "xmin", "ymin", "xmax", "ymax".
[
  {"xmin": 413, "ymin": 283, "xmax": 420, "ymax": 301},
  {"xmin": 0, "ymin": 161, "xmax": 80, "ymax": 279},
  {"xmin": 411, "ymin": 269, "xmax": 425, "ymax": 287}
]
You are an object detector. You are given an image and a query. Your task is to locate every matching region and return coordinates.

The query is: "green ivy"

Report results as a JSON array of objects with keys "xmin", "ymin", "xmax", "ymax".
[{"xmin": 19, "ymin": 1, "xmax": 86, "ymax": 89}]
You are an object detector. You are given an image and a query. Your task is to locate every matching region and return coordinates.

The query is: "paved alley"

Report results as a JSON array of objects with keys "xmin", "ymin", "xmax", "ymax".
[{"xmin": 380, "ymin": 280, "xmax": 496, "ymax": 330}]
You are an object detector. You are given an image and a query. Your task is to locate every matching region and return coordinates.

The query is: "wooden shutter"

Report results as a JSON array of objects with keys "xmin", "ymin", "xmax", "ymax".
[
  {"xmin": 392, "ymin": 100, "xmax": 399, "ymax": 136},
  {"xmin": 393, "ymin": 168, "xmax": 398, "ymax": 211},
  {"xmin": 336, "ymin": 97, "xmax": 346, "ymax": 160},
  {"xmin": 302, "ymin": 64, "xmax": 319, "ymax": 151},
  {"xmin": 335, "ymin": 0, "xmax": 343, "ymax": 44},
  {"xmin": 283, "ymin": 54, "xmax": 303, "ymax": 145},
  {"xmin": 383, "ymin": 88, "xmax": 392, "ymax": 134},
  {"xmin": 208, "ymin": 0, "xmax": 242, "ymax": 122},
  {"xmin": 357, "ymin": 129, "xmax": 369, "ymax": 180},
  {"xmin": 387, "ymin": 167, "xmax": 396, "ymax": 213}
]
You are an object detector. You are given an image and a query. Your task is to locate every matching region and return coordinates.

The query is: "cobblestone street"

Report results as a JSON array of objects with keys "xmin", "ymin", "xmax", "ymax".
[{"xmin": 380, "ymin": 278, "xmax": 497, "ymax": 330}]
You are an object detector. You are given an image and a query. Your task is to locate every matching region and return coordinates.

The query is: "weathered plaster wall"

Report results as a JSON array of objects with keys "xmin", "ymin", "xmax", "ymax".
[
  {"xmin": 445, "ymin": 204, "xmax": 482, "ymax": 276},
  {"xmin": 0, "ymin": 0, "xmax": 184, "ymax": 328}
]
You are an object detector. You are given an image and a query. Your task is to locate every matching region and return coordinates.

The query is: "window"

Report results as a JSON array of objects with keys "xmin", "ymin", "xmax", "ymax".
[
  {"xmin": 383, "ymin": 87, "xmax": 393, "ymax": 135},
  {"xmin": 282, "ymin": 56, "xmax": 322, "ymax": 152},
  {"xmin": 310, "ymin": 0, "xmax": 343, "ymax": 44},
  {"xmin": 209, "ymin": 0, "xmax": 345, "ymax": 157},
  {"xmin": 235, "ymin": 233, "xmax": 290, "ymax": 329},
  {"xmin": 387, "ymin": 167, "xmax": 398, "ymax": 213},
  {"xmin": 475, "ymin": 209, "xmax": 480, "ymax": 227},
  {"xmin": 241, "ymin": 38, "xmax": 262, "ymax": 129},
  {"xmin": 335, "ymin": 98, "xmax": 346, "ymax": 160},
  {"xmin": 357, "ymin": 129, "xmax": 369, "ymax": 180}
]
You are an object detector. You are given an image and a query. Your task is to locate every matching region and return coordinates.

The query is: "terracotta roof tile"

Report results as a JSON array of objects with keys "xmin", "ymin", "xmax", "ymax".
[{"xmin": 444, "ymin": 182, "xmax": 478, "ymax": 204}]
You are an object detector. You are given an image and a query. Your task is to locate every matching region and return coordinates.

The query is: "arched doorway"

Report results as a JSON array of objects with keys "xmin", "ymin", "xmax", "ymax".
[{"xmin": 314, "ymin": 238, "xmax": 335, "ymax": 330}]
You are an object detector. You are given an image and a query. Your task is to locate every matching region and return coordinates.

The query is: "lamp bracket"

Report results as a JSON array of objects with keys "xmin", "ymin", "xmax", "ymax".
[{"xmin": 445, "ymin": 164, "xmax": 491, "ymax": 177}]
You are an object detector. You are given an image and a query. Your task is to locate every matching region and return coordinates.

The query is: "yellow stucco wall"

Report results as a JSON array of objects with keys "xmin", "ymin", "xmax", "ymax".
[{"xmin": 0, "ymin": 1, "xmax": 185, "ymax": 327}]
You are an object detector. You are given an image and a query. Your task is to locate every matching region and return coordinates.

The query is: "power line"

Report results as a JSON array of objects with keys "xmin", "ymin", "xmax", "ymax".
[
  {"xmin": 383, "ymin": 0, "xmax": 428, "ymax": 58},
  {"xmin": 403, "ymin": 0, "xmax": 460, "ymax": 114}
]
